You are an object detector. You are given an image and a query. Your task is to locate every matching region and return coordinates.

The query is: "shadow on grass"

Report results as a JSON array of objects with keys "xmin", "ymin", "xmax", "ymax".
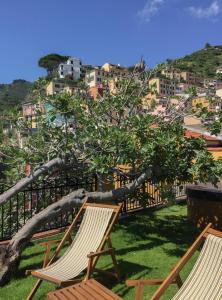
[
  {"xmin": 117, "ymin": 203, "xmax": 199, "ymax": 258},
  {"xmin": 11, "ymin": 203, "xmax": 199, "ymax": 299},
  {"xmin": 98, "ymin": 260, "xmax": 153, "ymax": 298}
]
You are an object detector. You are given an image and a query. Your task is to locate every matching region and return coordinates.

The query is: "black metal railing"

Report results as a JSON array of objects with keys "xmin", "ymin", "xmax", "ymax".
[
  {"xmin": 0, "ymin": 174, "xmax": 96, "ymax": 241},
  {"xmin": 0, "ymin": 174, "xmax": 186, "ymax": 241}
]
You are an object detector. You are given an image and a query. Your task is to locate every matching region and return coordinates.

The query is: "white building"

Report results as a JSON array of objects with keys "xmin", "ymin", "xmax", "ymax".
[
  {"xmin": 216, "ymin": 66, "xmax": 222, "ymax": 74},
  {"xmin": 58, "ymin": 57, "xmax": 82, "ymax": 80}
]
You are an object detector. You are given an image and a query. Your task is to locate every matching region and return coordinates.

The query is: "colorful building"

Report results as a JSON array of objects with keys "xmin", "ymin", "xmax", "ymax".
[
  {"xmin": 22, "ymin": 102, "xmax": 45, "ymax": 128},
  {"xmin": 58, "ymin": 57, "xmax": 82, "ymax": 80},
  {"xmin": 149, "ymin": 77, "xmax": 176, "ymax": 97},
  {"xmin": 192, "ymin": 95, "xmax": 221, "ymax": 112},
  {"xmin": 46, "ymin": 80, "xmax": 79, "ymax": 95},
  {"xmin": 85, "ymin": 68, "xmax": 107, "ymax": 88},
  {"xmin": 101, "ymin": 63, "xmax": 128, "ymax": 77},
  {"xmin": 161, "ymin": 67, "xmax": 203, "ymax": 86},
  {"xmin": 185, "ymin": 126, "xmax": 222, "ymax": 159}
]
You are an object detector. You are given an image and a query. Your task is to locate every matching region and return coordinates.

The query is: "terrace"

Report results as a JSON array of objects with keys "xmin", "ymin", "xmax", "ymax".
[
  {"xmin": 0, "ymin": 203, "xmax": 201, "ymax": 300},
  {"xmin": 1, "ymin": 170, "xmax": 222, "ymax": 300}
]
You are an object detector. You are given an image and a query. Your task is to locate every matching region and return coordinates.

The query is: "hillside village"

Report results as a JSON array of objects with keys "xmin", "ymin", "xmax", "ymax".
[
  {"xmin": 2, "ymin": 1, "xmax": 222, "ymax": 298},
  {"xmin": 21, "ymin": 47, "xmax": 222, "ymax": 160}
]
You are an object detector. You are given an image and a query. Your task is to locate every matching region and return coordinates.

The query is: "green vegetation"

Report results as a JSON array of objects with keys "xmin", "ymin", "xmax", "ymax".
[
  {"xmin": 0, "ymin": 204, "xmax": 200, "ymax": 300},
  {"xmin": 170, "ymin": 44, "xmax": 222, "ymax": 77},
  {"xmin": 38, "ymin": 53, "xmax": 69, "ymax": 77},
  {"xmin": 3, "ymin": 75, "xmax": 222, "ymax": 187},
  {"xmin": 0, "ymin": 80, "xmax": 33, "ymax": 110}
]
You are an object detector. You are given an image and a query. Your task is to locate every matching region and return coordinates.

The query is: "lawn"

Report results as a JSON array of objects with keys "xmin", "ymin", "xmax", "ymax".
[{"xmin": 0, "ymin": 203, "xmax": 200, "ymax": 300}]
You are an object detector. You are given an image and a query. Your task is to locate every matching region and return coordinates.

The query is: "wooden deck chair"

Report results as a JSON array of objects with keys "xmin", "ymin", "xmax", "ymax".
[
  {"xmin": 126, "ymin": 223, "xmax": 222, "ymax": 300},
  {"xmin": 26, "ymin": 199, "xmax": 122, "ymax": 300}
]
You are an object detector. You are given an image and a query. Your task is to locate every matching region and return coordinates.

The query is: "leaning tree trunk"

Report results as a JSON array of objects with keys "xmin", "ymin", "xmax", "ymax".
[
  {"xmin": 0, "ymin": 157, "xmax": 65, "ymax": 206},
  {"xmin": 0, "ymin": 169, "xmax": 151, "ymax": 286}
]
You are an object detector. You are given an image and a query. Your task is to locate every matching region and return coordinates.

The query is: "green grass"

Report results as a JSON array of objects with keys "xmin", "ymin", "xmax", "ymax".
[{"xmin": 0, "ymin": 203, "xmax": 200, "ymax": 300}]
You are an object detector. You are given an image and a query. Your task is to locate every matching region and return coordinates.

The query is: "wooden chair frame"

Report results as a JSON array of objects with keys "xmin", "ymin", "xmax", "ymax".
[
  {"xmin": 26, "ymin": 199, "xmax": 122, "ymax": 300},
  {"xmin": 126, "ymin": 223, "xmax": 221, "ymax": 300}
]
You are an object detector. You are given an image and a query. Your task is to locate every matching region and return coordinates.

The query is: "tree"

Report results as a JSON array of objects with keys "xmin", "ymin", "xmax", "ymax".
[
  {"xmin": 38, "ymin": 53, "xmax": 69, "ymax": 77},
  {"xmin": 216, "ymin": 73, "xmax": 222, "ymax": 81},
  {"xmin": 185, "ymin": 86, "xmax": 197, "ymax": 97},
  {"xmin": 0, "ymin": 71, "xmax": 222, "ymax": 285},
  {"xmin": 205, "ymin": 42, "xmax": 211, "ymax": 49}
]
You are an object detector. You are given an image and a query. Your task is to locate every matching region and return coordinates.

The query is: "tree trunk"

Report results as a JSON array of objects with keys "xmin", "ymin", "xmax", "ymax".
[
  {"xmin": 0, "ymin": 169, "xmax": 151, "ymax": 286},
  {"xmin": 0, "ymin": 157, "xmax": 65, "ymax": 205}
]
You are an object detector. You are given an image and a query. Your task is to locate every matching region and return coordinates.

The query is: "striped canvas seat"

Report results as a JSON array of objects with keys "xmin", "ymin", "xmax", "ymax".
[
  {"xmin": 35, "ymin": 206, "xmax": 114, "ymax": 281},
  {"xmin": 172, "ymin": 234, "xmax": 222, "ymax": 300},
  {"xmin": 126, "ymin": 225, "xmax": 222, "ymax": 300}
]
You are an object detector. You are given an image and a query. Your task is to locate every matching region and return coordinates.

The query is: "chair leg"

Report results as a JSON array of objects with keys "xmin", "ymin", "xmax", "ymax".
[
  {"xmin": 176, "ymin": 274, "xmax": 183, "ymax": 288},
  {"xmin": 26, "ymin": 279, "xmax": 42, "ymax": 300},
  {"xmin": 86, "ymin": 256, "xmax": 93, "ymax": 280},
  {"xmin": 107, "ymin": 238, "xmax": 121, "ymax": 281},
  {"xmin": 110, "ymin": 249, "xmax": 121, "ymax": 281},
  {"xmin": 135, "ymin": 284, "xmax": 144, "ymax": 300}
]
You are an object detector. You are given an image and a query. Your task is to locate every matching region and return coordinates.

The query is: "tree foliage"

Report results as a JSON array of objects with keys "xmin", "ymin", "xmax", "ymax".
[
  {"xmin": 0, "ymin": 80, "xmax": 33, "ymax": 110},
  {"xmin": 1, "ymin": 71, "xmax": 222, "ymax": 191},
  {"xmin": 0, "ymin": 70, "xmax": 222, "ymax": 285},
  {"xmin": 38, "ymin": 53, "xmax": 69, "ymax": 76}
]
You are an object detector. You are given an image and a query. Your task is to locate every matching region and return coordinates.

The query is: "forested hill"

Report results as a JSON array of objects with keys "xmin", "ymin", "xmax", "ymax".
[
  {"xmin": 169, "ymin": 45, "xmax": 222, "ymax": 77},
  {"xmin": 0, "ymin": 79, "xmax": 33, "ymax": 110}
]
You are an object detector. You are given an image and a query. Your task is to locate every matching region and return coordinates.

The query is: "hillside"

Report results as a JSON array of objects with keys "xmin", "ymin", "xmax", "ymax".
[
  {"xmin": 0, "ymin": 79, "xmax": 33, "ymax": 110},
  {"xmin": 170, "ymin": 45, "xmax": 222, "ymax": 78}
]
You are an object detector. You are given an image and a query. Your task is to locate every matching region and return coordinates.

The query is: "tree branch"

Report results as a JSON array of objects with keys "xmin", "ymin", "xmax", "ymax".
[
  {"xmin": 0, "ymin": 157, "xmax": 65, "ymax": 205},
  {"xmin": 0, "ymin": 168, "xmax": 151, "ymax": 286}
]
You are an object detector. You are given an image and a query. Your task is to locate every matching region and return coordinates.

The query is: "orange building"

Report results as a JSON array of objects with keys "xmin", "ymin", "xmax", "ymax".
[
  {"xmin": 88, "ymin": 86, "xmax": 104, "ymax": 100},
  {"xmin": 185, "ymin": 128, "xmax": 222, "ymax": 159}
]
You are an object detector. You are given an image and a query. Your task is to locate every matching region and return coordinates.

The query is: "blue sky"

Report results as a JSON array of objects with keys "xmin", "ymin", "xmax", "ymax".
[{"xmin": 0, "ymin": 0, "xmax": 222, "ymax": 83}]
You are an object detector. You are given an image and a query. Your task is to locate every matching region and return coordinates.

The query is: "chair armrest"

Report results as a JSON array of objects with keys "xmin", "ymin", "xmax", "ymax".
[
  {"xmin": 25, "ymin": 269, "xmax": 32, "ymax": 275},
  {"xmin": 87, "ymin": 248, "xmax": 114, "ymax": 258},
  {"xmin": 126, "ymin": 279, "xmax": 165, "ymax": 287},
  {"xmin": 38, "ymin": 240, "xmax": 61, "ymax": 267},
  {"xmin": 39, "ymin": 239, "xmax": 61, "ymax": 247}
]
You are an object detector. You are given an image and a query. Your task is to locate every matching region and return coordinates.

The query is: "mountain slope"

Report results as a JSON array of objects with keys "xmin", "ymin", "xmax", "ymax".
[
  {"xmin": 170, "ymin": 45, "xmax": 222, "ymax": 77},
  {"xmin": 0, "ymin": 79, "xmax": 33, "ymax": 110}
]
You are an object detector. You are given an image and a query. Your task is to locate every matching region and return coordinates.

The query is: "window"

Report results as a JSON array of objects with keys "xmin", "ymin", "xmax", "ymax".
[
  {"xmin": 61, "ymin": 72, "xmax": 64, "ymax": 75},
  {"xmin": 70, "ymin": 60, "xmax": 73, "ymax": 64}
]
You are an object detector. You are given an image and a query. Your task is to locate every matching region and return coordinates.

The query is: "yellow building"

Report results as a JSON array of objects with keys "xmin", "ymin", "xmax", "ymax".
[
  {"xmin": 161, "ymin": 67, "xmax": 182, "ymax": 81},
  {"xmin": 101, "ymin": 63, "xmax": 128, "ymax": 77},
  {"xmin": 85, "ymin": 68, "xmax": 107, "ymax": 88},
  {"xmin": 192, "ymin": 96, "xmax": 221, "ymax": 112},
  {"xmin": 161, "ymin": 67, "xmax": 203, "ymax": 86},
  {"xmin": 108, "ymin": 77, "xmax": 120, "ymax": 94},
  {"xmin": 46, "ymin": 80, "xmax": 78, "ymax": 95},
  {"xmin": 192, "ymin": 96, "xmax": 209, "ymax": 108},
  {"xmin": 184, "ymin": 116, "xmax": 202, "ymax": 126},
  {"xmin": 149, "ymin": 77, "xmax": 176, "ymax": 97},
  {"xmin": 180, "ymin": 71, "xmax": 203, "ymax": 86}
]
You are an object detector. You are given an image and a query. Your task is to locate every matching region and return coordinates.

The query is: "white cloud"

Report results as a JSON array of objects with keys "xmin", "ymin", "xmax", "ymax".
[
  {"xmin": 137, "ymin": 0, "xmax": 165, "ymax": 23},
  {"xmin": 189, "ymin": 1, "xmax": 221, "ymax": 19}
]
